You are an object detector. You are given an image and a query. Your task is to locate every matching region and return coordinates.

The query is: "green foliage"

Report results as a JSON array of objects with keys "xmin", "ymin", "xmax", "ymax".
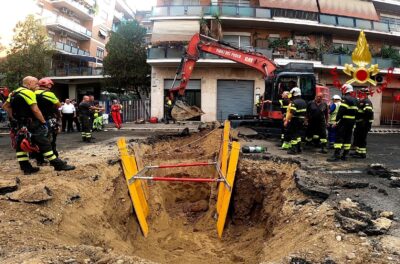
[
  {"xmin": 268, "ymin": 38, "xmax": 289, "ymax": 50},
  {"xmin": 332, "ymin": 46, "xmax": 352, "ymax": 55},
  {"xmin": 0, "ymin": 15, "xmax": 53, "ymax": 88},
  {"xmin": 380, "ymin": 46, "xmax": 400, "ymax": 67},
  {"xmin": 103, "ymin": 20, "xmax": 150, "ymax": 98}
]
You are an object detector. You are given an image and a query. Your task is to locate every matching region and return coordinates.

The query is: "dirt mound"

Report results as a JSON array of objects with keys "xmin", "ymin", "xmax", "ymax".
[{"xmin": 1, "ymin": 130, "xmax": 399, "ymax": 263}]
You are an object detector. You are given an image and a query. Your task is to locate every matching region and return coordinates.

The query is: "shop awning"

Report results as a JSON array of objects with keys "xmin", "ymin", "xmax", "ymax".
[
  {"xmin": 98, "ymin": 29, "xmax": 108, "ymax": 38},
  {"xmin": 318, "ymin": 0, "xmax": 379, "ymax": 21},
  {"xmin": 151, "ymin": 20, "xmax": 199, "ymax": 43},
  {"xmin": 259, "ymin": 0, "xmax": 319, "ymax": 13}
]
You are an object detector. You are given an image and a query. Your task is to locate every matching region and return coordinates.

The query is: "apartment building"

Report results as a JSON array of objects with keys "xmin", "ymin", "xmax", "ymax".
[
  {"xmin": 147, "ymin": 0, "xmax": 400, "ymax": 126},
  {"xmin": 36, "ymin": 0, "xmax": 134, "ymax": 100}
]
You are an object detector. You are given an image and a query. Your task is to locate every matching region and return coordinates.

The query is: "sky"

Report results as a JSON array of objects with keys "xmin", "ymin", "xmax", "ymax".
[{"xmin": 0, "ymin": 0, "xmax": 156, "ymax": 52}]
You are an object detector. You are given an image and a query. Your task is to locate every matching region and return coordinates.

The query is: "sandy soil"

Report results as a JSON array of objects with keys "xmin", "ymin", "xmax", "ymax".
[{"xmin": 0, "ymin": 128, "xmax": 399, "ymax": 264}]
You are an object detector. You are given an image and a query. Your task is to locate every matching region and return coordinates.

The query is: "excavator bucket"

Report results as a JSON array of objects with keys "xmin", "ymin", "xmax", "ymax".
[{"xmin": 171, "ymin": 100, "xmax": 204, "ymax": 121}]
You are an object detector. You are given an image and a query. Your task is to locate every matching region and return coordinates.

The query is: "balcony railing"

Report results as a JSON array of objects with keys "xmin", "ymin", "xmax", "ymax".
[
  {"xmin": 54, "ymin": 42, "xmax": 90, "ymax": 56},
  {"xmin": 43, "ymin": 14, "xmax": 92, "ymax": 38},
  {"xmin": 48, "ymin": 67, "xmax": 103, "ymax": 77},
  {"xmin": 322, "ymin": 54, "xmax": 394, "ymax": 68},
  {"xmin": 151, "ymin": 5, "xmax": 398, "ymax": 34},
  {"xmin": 50, "ymin": 0, "xmax": 94, "ymax": 18}
]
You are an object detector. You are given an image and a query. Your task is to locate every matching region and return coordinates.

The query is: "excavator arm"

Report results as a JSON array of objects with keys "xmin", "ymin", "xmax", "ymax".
[{"xmin": 169, "ymin": 33, "xmax": 277, "ymax": 121}]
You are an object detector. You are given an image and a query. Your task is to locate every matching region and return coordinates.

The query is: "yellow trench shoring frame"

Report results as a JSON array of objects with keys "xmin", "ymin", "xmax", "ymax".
[{"xmin": 116, "ymin": 120, "xmax": 239, "ymax": 238}]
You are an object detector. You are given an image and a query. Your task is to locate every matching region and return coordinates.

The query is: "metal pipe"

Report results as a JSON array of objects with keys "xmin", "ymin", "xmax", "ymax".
[
  {"xmin": 147, "ymin": 161, "xmax": 216, "ymax": 169},
  {"xmin": 133, "ymin": 176, "xmax": 224, "ymax": 183}
]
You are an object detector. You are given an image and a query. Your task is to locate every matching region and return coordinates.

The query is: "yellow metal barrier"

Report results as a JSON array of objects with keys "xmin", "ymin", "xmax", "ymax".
[
  {"xmin": 117, "ymin": 138, "xmax": 149, "ymax": 237},
  {"xmin": 216, "ymin": 141, "xmax": 240, "ymax": 238},
  {"xmin": 116, "ymin": 120, "xmax": 239, "ymax": 239}
]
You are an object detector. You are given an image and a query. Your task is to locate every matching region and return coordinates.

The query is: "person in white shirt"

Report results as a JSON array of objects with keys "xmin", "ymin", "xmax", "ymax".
[{"xmin": 60, "ymin": 99, "xmax": 76, "ymax": 132}]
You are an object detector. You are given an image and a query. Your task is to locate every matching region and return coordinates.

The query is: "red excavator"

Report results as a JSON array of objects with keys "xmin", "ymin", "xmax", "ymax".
[{"xmin": 169, "ymin": 33, "xmax": 329, "ymax": 123}]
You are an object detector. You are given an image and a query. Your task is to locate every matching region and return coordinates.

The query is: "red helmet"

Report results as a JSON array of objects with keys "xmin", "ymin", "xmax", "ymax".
[
  {"xmin": 20, "ymin": 138, "xmax": 40, "ymax": 153},
  {"xmin": 0, "ymin": 87, "xmax": 9, "ymax": 97},
  {"xmin": 38, "ymin": 78, "xmax": 54, "ymax": 88}
]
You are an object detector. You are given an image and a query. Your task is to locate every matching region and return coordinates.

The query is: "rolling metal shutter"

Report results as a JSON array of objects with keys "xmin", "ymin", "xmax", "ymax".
[{"xmin": 217, "ymin": 80, "xmax": 254, "ymax": 122}]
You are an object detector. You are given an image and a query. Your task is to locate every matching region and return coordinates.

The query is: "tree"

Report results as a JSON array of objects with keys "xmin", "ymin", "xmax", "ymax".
[
  {"xmin": 0, "ymin": 15, "xmax": 53, "ymax": 88},
  {"xmin": 103, "ymin": 20, "xmax": 150, "ymax": 99}
]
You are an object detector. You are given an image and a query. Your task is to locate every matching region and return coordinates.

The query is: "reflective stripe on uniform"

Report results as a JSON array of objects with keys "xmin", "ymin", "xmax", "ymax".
[
  {"xmin": 16, "ymin": 151, "xmax": 28, "ymax": 156},
  {"xmin": 17, "ymin": 157, "xmax": 29, "ymax": 161},
  {"xmin": 43, "ymin": 151, "xmax": 54, "ymax": 157},
  {"xmin": 281, "ymin": 142, "xmax": 291, "ymax": 149},
  {"xmin": 48, "ymin": 155, "xmax": 57, "ymax": 161},
  {"xmin": 343, "ymin": 115, "xmax": 355, "ymax": 119},
  {"xmin": 340, "ymin": 103, "xmax": 349, "ymax": 109},
  {"xmin": 334, "ymin": 143, "xmax": 343, "ymax": 149},
  {"xmin": 344, "ymin": 144, "xmax": 351, "ymax": 150},
  {"xmin": 320, "ymin": 138, "xmax": 327, "ymax": 143},
  {"xmin": 290, "ymin": 140, "xmax": 298, "ymax": 145}
]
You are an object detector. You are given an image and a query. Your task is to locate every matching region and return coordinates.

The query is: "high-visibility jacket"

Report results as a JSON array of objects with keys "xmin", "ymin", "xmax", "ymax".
[
  {"xmin": 35, "ymin": 89, "xmax": 59, "ymax": 119},
  {"xmin": 356, "ymin": 98, "xmax": 374, "ymax": 124},
  {"xmin": 287, "ymin": 97, "xmax": 307, "ymax": 120},
  {"xmin": 7, "ymin": 87, "xmax": 37, "ymax": 120},
  {"xmin": 329, "ymin": 102, "xmax": 341, "ymax": 124}
]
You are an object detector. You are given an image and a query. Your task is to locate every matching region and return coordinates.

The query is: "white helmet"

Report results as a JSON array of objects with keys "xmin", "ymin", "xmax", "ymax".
[
  {"xmin": 332, "ymin": 95, "xmax": 341, "ymax": 100},
  {"xmin": 290, "ymin": 87, "xmax": 301, "ymax": 97},
  {"xmin": 342, "ymin": 84, "xmax": 353, "ymax": 94}
]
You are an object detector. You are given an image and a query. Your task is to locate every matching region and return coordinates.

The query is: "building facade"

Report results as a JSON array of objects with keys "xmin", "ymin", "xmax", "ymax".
[
  {"xmin": 147, "ymin": 0, "xmax": 400, "ymax": 126},
  {"xmin": 36, "ymin": 0, "xmax": 134, "ymax": 101}
]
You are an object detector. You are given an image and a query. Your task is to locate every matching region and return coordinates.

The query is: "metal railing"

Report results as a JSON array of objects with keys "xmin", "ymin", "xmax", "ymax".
[
  {"xmin": 322, "ymin": 54, "xmax": 394, "ymax": 67},
  {"xmin": 151, "ymin": 5, "xmax": 398, "ymax": 34},
  {"xmin": 43, "ymin": 14, "xmax": 92, "ymax": 37},
  {"xmin": 54, "ymin": 42, "xmax": 90, "ymax": 56},
  {"xmin": 50, "ymin": 0, "xmax": 94, "ymax": 17},
  {"xmin": 48, "ymin": 67, "xmax": 103, "ymax": 76}
]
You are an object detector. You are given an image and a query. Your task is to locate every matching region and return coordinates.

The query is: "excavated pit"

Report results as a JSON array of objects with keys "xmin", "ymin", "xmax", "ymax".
[{"xmin": 101, "ymin": 130, "xmax": 301, "ymax": 264}]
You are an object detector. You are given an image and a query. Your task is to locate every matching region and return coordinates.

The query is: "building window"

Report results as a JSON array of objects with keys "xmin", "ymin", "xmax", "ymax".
[
  {"xmin": 100, "ymin": 10, "xmax": 108, "ymax": 22},
  {"xmin": 170, "ymin": 0, "xmax": 200, "ymax": 5},
  {"xmin": 332, "ymin": 41, "xmax": 356, "ymax": 54},
  {"xmin": 96, "ymin": 47, "xmax": 104, "ymax": 58},
  {"xmin": 222, "ymin": 35, "xmax": 251, "ymax": 49},
  {"xmin": 272, "ymin": 8, "xmax": 318, "ymax": 21},
  {"xmin": 211, "ymin": 0, "xmax": 249, "ymax": 6},
  {"xmin": 66, "ymin": 38, "xmax": 78, "ymax": 47}
]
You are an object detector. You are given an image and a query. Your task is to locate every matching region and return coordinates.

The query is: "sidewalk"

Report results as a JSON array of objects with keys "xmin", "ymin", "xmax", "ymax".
[{"xmin": 104, "ymin": 121, "xmax": 200, "ymax": 133}]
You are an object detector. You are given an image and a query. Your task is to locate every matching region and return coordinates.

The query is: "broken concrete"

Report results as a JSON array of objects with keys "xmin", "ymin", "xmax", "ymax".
[
  {"xmin": 7, "ymin": 184, "xmax": 53, "ymax": 204},
  {"xmin": 294, "ymin": 169, "xmax": 331, "ymax": 201},
  {"xmin": 0, "ymin": 178, "xmax": 19, "ymax": 195}
]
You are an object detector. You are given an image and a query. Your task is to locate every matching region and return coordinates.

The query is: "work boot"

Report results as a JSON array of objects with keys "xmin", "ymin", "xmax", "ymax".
[
  {"xmin": 296, "ymin": 144, "xmax": 302, "ymax": 153},
  {"xmin": 327, "ymin": 149, "xmax": 341, "ymax": 162},
  {"xmin": 341, "ymin": 150, "xmax": 349, "ymax": 161},
  {"xmin": 37, "ymin": 159, "xmax": 49, "ymax": 166},
  {"xmin": 19, "ymin": 161, "xmax": 40, "ymax": 175},
  {"xmin": 287, "ymin": 146, "xmax": 298, "ymax": 155},
  {"xmin": 50, "ymin": 158, "xmax": 76, "ymax": 171},
  {"xmin": 353, "ymin": 153, "xmax": 366, "ymax": 159},
  {"xmin": 320, "ymin": 144, "xmax": 328, "ymax": 154}
]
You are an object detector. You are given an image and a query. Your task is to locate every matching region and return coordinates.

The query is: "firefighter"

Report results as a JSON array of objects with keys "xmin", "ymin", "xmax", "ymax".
[
  {"xmin": 164, "ymin": 96, "xmax": 174, "ymax": 124},
  {"xmin": 33, "ymin": 78, "xmax": 63, "ymax": 165},
  {"xmin": 2, "ymin": 76, "xmax": 75, "ymax": 174},
  {"xmin": 351, "ymin": 88, "xmax": 374, "ymax": 158},
  {"xmin": 328, "ymin": 95, "xmax": 342, "ymax": 148},
  {"xmin": 79, "ymin": 95, "xmax": 94, "ymax": 142},
  {"xmin": 264, "ymin": 91, "xmax": 290, "ymax": 149},
  {"xmin": 327, "ymin": 84, "xmax": 358, "ymax": 162},
  {"xmin": 284, "ymin": 87, "xmax": 307, "ymax": 155},
  {"xmin": 305, "ymin": 92, "xmax": 329, "ymax": 153}
]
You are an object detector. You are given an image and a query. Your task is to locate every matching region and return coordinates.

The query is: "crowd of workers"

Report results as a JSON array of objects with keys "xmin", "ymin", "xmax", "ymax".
[
  {"xmin": 1, "ymin": 76, "xmax": 124, "ymax": 175},
  {"xmin": 268, "ymin": 82, "xmax": 374, "ymax": 161}
]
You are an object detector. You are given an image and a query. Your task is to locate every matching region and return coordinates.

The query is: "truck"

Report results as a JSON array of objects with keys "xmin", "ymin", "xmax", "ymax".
[{"xmin": 169, "ymin": 33, "xmax": 329, "ymax": 125}]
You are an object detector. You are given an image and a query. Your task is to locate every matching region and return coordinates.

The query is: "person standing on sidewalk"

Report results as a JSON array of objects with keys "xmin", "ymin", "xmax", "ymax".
[
  {"xmin": 327, "ymin": 84, "xmax": 358, "ymax": 162},
  {"xmin": 111, "ymin": 100, "xmax": 123, "ymax": 129},
  {"xmin": 60, "ymin": 99, "xmax": 75, "ymax": 132},
  {"xmin": 71, "ymin": 99, "xmax": 81, "ymax": 132}
]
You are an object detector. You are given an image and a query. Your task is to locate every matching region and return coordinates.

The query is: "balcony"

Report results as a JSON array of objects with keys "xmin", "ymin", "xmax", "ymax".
[
  {"xmin": 322, "ymin": 54, "xmax": 394, "ymax": 68},
  {"xmin": 48, "ymin": 66, "xmax": 103, "ymax": 77},
  {"xmin": 150, "ymin": 5, "xmax": 400, "ymax": 35},
  {"xmin": 43, "ymin": 14, "xmax": 92, "ymax": 40},
  {"xmin": 54, "ymin": 42, "xmax": 90, "ymax": 56},
  {"xmin": 50, "ymin": 0, "xmax": 94, "ymax": 20},
  {"xmin": 152, "ymin": 5, "xmax": 271, "ymax": 19}
]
